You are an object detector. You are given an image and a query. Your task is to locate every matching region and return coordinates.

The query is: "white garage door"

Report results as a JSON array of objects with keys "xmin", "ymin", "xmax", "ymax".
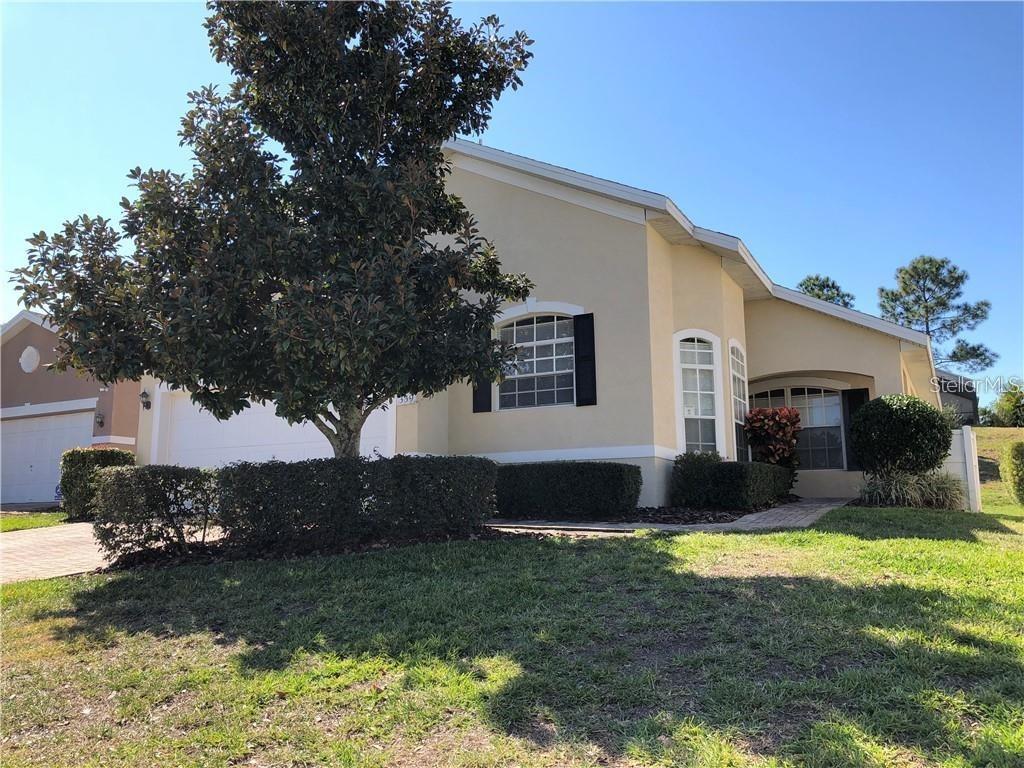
[
  {"xmin": 161, "ymin": 394, "xmax": 395, "ymax": 468},
  {"xmin": 1, "ymin": 411, "xmax": 95, "ymax": 503}
]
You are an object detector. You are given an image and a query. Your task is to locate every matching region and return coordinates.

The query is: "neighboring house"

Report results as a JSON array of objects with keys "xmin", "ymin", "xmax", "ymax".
[
  {"xmin": 936, "ymin": 369, "xmax": 979, "ymax": 425},
  {"xmin": 0, "ymin": 311, "xmax": 140, "ymax": 504},
  {"xmin": 3, "ymin": 141, "xmax": 940, "ymax": 507}
]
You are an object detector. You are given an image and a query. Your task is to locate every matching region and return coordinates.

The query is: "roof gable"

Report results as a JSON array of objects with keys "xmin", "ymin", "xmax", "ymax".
[{"xmin": 445, "ymin": 139, "xmax": 930, "ymax": 348}]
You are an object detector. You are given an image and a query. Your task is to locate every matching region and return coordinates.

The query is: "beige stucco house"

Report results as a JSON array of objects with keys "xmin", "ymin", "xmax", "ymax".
[{"xmin": 1, "ymin": 141, "xmax": 940, "ymax": 507}]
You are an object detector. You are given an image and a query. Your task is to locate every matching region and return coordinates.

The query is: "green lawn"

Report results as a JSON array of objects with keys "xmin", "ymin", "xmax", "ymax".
[
  {"xmin": 3, "ymin": 493, "xmax": 1022, "ymax": 767},
  {"xmin": 0, "ymin": 511, "xmax": 66, "ymax": 533},
  {"xmin": 974, "ymin": 426, "xmax": 1024, "ymax": 484}
]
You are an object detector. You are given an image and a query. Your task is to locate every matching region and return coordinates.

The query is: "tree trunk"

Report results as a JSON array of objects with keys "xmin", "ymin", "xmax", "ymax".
[{"xmin": 313, "ymin": 404, "xmax": 370, "ymax": 458}]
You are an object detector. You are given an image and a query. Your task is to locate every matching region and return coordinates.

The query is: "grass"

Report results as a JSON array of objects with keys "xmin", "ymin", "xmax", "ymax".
[
  {"xmin": 3, "ymin": 494, "xmax": 1022, "ymax": 767},
  {"xmin": 973, "ymin": 426, "xmax": 1024, "ymax": 484},
  {"xmin": 0, "ymin": 511, "xmax": 66, "ymax": 533},
  {"xmin": 974, "ymin": 427, "xmax": 1024, "ymax": 515}
]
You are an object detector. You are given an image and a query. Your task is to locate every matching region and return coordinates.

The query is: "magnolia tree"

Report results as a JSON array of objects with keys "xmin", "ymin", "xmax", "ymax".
[{"xmin": 14, "ymin": 2, "xmax": 534, "ymax": 456}]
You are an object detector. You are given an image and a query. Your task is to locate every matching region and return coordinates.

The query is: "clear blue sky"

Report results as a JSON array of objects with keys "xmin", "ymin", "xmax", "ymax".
[{"xmin": 3, "ymin": 2, "xmax": 1021, "ymax": 403}]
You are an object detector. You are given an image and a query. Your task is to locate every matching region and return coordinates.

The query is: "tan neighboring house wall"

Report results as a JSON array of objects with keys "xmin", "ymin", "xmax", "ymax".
[
  {"xmin": 1, "ymin": 312, "xmax": 141, "ymax": 447},
  {"xmin": 1, "ymin": 311, "xmax": 141, "ymax": 502},
  {"xmin": 1, "ymin": 321, "xmax": 98, "ymax": 411}
]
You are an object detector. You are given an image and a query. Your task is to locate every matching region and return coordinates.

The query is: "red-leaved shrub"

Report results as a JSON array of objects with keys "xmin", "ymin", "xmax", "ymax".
[{"xmin": 744, "ymin": 407, "xmax": 802, "ymax": 469}]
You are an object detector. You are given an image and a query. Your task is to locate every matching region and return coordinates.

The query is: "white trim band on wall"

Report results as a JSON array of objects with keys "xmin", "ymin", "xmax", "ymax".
[
  {"xmin": 0, "ymin": 397, "xmax": 99, "ymax": 420},
  {"xmin": 496, "ymin": 298, "xmax": 586, "ymax": 324},
  {"xmin": 474, "ymin": 444, "xmax": 677, "ymax": 464},
  {"xmin": 92, "ymin": 436, "xmax": 136, "ymax": 446}
]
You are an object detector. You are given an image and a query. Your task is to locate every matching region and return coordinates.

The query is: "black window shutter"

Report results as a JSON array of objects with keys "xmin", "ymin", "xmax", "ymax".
[
  {"xmin": 573, "ymin": 313, "xmax": 597, "ymax": 406},
  {"xmin": 841, "ymin": 388, "xmax": 870, "ymax": 470},
  {"xmin": 472, "ymin": 378, "xmax": 492, "ymax": 413}
]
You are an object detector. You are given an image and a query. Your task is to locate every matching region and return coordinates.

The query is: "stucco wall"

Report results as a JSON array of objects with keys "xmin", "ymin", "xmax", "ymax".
[
  {"xmin": 745, "ymin": 298, "xmax": 906, "ymax": 396},
  {"xmin": 92, "ymin": 380, "xmax": 141, "ymax": 445},
  {"xmin": 442, "ymin": 164, "xmax": 656, "ymax": 456},
  {"xmin": 647, "ymin": 231, "xmax": 748, "ymax": 460},
  {"xmin": 1, "ymin": 324, "xmax": 99, "ymax": 409}
]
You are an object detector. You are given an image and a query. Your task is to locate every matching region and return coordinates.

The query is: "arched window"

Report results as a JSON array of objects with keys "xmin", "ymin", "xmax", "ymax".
[
  {"xmin": 679, "ymin": 336, "xmax": 718, "ymax": 453},
  {"xmin": 497, "ymin": 315, "xmax": 575, "ymax": 409},
  {"xmin": 749, "ymin": 386, "xmax": 845, "ymax": 469},
  {"xmin": 730, "ymin": 344, "xmax": 749, "ymax": 460}
]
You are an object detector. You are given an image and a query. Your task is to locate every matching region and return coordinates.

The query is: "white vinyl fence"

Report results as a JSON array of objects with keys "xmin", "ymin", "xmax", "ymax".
[{"xmin": 942, "ymin": 426, "xmax": 982, "ymax": 512}]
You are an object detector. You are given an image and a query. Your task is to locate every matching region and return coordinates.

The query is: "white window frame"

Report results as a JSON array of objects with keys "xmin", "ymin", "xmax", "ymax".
[
  {"xmin": 672, "ymin": 329, "xmax": 727, "ymax": 457},
  {"xmin": 747, "ymin": 384, "xmax": 847, "ymax": 470},
  {"xmin": 489, "ymin": 299, "xmax": 585, "ymax": 413},
  {"xmin": 729, "ymin": 340, "xmax": 749, "ymax": 461}
]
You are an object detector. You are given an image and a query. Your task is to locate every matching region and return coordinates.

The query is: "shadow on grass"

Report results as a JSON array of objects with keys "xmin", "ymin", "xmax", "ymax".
[
  {"xmin": 812, "ymin": 506, "xmax": 1018, "ymax": 542},
  {"xmin": 979, "ymin": 456, "xmax": 1001, "ymax": 483},
  {"xmin": 40, "ymin": 531, "xmax": 1023, "ymax": 765}
]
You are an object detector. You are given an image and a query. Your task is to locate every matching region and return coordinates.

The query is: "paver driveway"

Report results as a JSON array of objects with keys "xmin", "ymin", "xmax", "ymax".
[{"xmin": 0, "ymin": 523, "xmax": 106, "ymax": 583}]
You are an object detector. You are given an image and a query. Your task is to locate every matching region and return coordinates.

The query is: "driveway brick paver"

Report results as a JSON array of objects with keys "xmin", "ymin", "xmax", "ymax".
[
  {"xmin": 0, "ymin": 523, "xmax": 107, "ymax": 584},
  {"xmin": 488, "ymin": 498, "xmax": 853, "ymax": 535}
]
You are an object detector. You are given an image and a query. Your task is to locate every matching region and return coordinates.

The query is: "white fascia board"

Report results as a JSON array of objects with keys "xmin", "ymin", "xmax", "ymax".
[
  {"xmin": 771, "ymin": 284, "xmax": 931, "ymax": 346},
  {"xmin": 692, "ymin": 227, "xmax": 774, "ymax": 292},
  {"xmin": 1, "ymin": 310, "xmax": 54, "ymax": 343},
  {"xmin": 446, "ymin": 139, "xmax": 676, "ymax": 219},
  {"xmin": 1, "ymin": 397, "xmax": 98, "ymax": 420}
]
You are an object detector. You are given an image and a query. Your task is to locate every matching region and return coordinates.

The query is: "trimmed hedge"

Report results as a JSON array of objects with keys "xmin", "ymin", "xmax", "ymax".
[
  {"xmin": 365, "ymin": 455, "xmax": 498, "ymax": 539},
  {"xmin": 1002, "ymin": 442, "xmax": 1024, "ymax": 505},
  {"xmin": 93, "ymin": 465, "xmax": 216, "ymax": 559},
  {"xmin": 670, "ymin": 453, "xmax": 792, "ymax": 511},
  {"xmin": 217, "ymin": 458, "xmax": 367, "ymax": 551},
  {"xmin": 60, "ymin": 447, "xmax": 136, "ymax": 520},
  {"xmin": 495, "ymin": 461, "xmax": 642, "ymax": 520},
  {"xmin": 216, "ymin": 456, "xmax": 496, "ymax": 552},
  {"xmin": 94, "ymin": 456, "xmax": 497, "ymax": 559},
  {"xmin": 850, "ymin": 395, "xmax": 951, "ymax": 474}
]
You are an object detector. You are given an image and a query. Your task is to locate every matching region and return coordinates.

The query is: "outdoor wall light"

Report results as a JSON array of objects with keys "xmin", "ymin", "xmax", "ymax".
[
  {"xmin": 139, "ymin": 390, "xmax": 152, "ymax": 410},
  {"xmin": 95, "ymin": 411, "xmax": 105, "ymax": 428}
]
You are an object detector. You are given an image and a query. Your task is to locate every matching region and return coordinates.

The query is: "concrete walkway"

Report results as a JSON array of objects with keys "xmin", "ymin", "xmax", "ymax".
[
  {"xmin": 488, "ymin": 497, "xmax": 854, "ymax": 535},
  {"xmin": 0, "ymin": 523, "xmax": 107, "ymax": 584}
]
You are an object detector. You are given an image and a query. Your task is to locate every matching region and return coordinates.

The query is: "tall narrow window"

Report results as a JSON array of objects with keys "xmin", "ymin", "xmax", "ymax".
[
  {"xmin": 497, "ymin": 315, "xmax": 575, "ymax": 409},
  {"xmin": 730, "ymin": 345, "xmax": 749, "ymax": 461},
  {"xmin": 679, "ymin": 337, "xmax": 717, "ymax": 453}
]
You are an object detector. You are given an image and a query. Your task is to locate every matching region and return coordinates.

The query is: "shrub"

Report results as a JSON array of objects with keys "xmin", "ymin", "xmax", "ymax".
[
  {"xmin": 670, "ymin": 454, "xmax": 792, "ymax": 511},
  {"xmin": 859, "ymin": 470, "xmax": 965, "ymax": 510},
  {"xmin": 217, "ymin": 458, "xmax": 367, "ymax": 552},
  {"xmin": 850, "ymin": 395, "xmax": 952, "ymax": 473},
  {"xmin": 93, "ymin": 465, "xmax": 216, "ymax": 559},
  {"xmin": 744, "ymin": 407, "xmax": 801, "ymax": 469},
  {"xmin": 495, "ymin": 461, "xmax": 642, "ymax": 520},
  {"xmin": 60, "ymin": 447, "xmax": 136, "ymax": 520},
  {"xmin": 217, "ymin": 455, "xmax": 496, "ymax": 553},
  {"xmin": 1001, "ymin": 442, "xmax": 1024, "ymax": 504},
  {"xmin": 665, "ymin": 452, "xmax": 722, "ymax": 510},
  {"xmin": 366, "ymin": 456, "xmax": 497, "ymax": 537}
]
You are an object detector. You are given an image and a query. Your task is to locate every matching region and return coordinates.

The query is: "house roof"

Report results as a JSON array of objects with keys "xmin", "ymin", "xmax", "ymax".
[
  {"xmin": 444, "ymin": 138, "xmax": 931, "ymax": 348},
  {"xmin": 1, "ymin": 309, "xmax": 54, "ymax": 343}
]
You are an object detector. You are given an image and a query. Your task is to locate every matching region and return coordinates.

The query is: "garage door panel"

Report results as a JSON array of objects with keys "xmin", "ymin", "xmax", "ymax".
[
  {"xmin": 1, "ymin": 412, "xmax": 95, "ymax": 503},
  {"xmin": 163, "ymin": 396, "xmax": 394, "ymax": 468}
]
